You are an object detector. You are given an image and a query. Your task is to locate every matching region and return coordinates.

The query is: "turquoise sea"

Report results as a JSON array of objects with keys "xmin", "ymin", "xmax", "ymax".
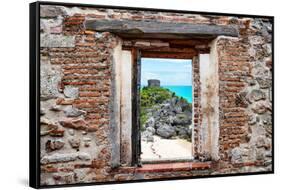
[{"xmin": 163, "ymin": 86, "xmax": 192, "ymax": 103}]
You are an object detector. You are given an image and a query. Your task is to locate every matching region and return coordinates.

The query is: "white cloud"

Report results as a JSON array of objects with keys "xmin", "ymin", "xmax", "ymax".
[{"xmin": 141, "ymin": 58, "xmax": 193, "ymax": 86}]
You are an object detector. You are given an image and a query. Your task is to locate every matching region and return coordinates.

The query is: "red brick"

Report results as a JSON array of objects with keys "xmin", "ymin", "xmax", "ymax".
[
  {"xmin": 79, "ymin": 92, "xmax": 101, "ymax": 97},
  {"xmin": 49, "ymin": 129, "xmax": 65, "ymax": 137}
]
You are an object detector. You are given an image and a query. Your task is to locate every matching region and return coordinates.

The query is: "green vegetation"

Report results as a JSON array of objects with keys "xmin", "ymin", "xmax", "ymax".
[
  {"xmin": 140, "ymin": 86, "xmax": 190, "ymax": 130},
  {"xmin": 141, "ymin": 86, "xmax": 174, "ymax": 108}
]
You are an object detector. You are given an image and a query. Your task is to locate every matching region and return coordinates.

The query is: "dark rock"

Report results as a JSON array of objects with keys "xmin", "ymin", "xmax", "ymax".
[
  {"xmin": 173, "ymin": 113, "xmax": 192, "ymax": 125},
  {"xmin": 256, "ymin": 148, "xmax": 265, "ymax": 160},
  {"xmin": 146, "ymin": 126, "xmax": 155, "ymax": 134},
  {"xmin": 154, "ymin": 122, "xmax": 162, "ymax": 129},
  {"xmin": 141, "ymin": 131, "xmax": 154, "ymax": 142},
  {"xmin": 145, "ymin": 117, "xmax": 155, "ymax": 129},
  {"xmin": 235, "ymin": 91, "xmax": 249, "ymax": 107},
  {"xmin": 167, "ymin": 115, "xmax": 176, "ymax": 124},
  {"xmin": 256, "ymin": 77, "xmax": 271, "ymax": 89},
  {"xmin": 176, "ymin": 125, "xmax": 192, "ymax": 139},
  {"xmin": 46, "ymin": 139, "xmax": 65, "ymax": 152},
  {"xmin": 173, "ymin": 104, "xmax": 182, "ymax": 113},
  {"xmin": 178, "ymin": 99, "xmax": 191, "ymax": 111},
  {"xmin": 156, "ymin": 124, "xmax": 176, "ymax": 138}
]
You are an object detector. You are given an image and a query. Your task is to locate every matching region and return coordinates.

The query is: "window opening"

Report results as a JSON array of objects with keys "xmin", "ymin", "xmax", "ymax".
[{"xmin": 139, "ymin": 58, "xmax": 193, "ymax": 163}]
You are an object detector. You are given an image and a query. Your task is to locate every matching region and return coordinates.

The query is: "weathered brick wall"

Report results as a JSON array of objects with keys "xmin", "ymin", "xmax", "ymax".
[
  {"xmin": 39, "ymin": 4, "xmax": 272, "ymax": 185},
  {"xmin": 217, "ymin": 19, "xmax": 272, "ymax": 172},
  {"xmin": 40, "ymin": 8, "xmax": 121, "ymax": 183}
]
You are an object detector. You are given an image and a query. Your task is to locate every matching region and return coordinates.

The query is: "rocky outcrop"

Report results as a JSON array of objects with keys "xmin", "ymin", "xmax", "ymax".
[{"xmin": 141, "ymin": 96, "xmax": 192, "ymax": 142}]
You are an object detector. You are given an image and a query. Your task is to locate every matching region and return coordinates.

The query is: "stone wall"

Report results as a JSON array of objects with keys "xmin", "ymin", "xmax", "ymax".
[
  {"xmin": 217, "ymin": 19, "xmax": 272, "ymax": 172},
  {"xmin": 39, "ymin": 4, "xmax": 272, "ymax": 186}
]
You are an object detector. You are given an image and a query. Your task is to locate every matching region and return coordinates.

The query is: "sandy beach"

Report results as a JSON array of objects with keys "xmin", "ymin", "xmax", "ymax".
[{"xmin": 141, "ymin": 135, "xmax": 192, "ymax": 161}]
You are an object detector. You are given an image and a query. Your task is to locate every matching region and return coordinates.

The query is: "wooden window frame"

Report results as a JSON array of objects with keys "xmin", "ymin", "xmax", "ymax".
[{"xmin": 130, "ymin": 46, "xmax": 202, "ymax": 166}]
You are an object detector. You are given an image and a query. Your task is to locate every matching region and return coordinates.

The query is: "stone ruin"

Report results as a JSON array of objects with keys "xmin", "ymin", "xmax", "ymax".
[
  {"xmin": 37, "ymin": 3, "xmax": 273, "ymax": 186},
  {"xmin": 148, "ymin": 79, "xmax": 160, "ymax": 87}
]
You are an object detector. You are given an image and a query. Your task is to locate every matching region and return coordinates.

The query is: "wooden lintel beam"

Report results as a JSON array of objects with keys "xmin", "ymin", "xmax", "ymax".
[
  {"xmin": 86, "ymin": 20, "xmax": 239, "ymax": 39},
  {"xmin": 168, "ymin": 39, "xmax": 213, "ymax": 47},
  {"xmin": 123, "ymin": 45, "xmax": 197, "ymax": 53},
  {"xmin": 124, "ymin": 38, "xmax": 211, "ymax": 45},
  {"xmin": 141, "ymin": 51, "xmax": 196, "ymax": 59},
  {"xmin": 146, "ymin": 47, "xmax": 197, "ymax": 53}
]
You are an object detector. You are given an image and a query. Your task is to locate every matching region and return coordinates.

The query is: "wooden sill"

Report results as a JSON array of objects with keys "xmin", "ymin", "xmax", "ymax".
[
  {"xmin": 118, "ymin": 162, "xmax": 212, "ymax": 173},
  {"xmin": 141, "ymin": 158, "xmax": 194, "ymax": 164}
]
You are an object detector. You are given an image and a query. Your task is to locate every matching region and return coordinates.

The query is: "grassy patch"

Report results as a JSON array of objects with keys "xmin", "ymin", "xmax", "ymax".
[
  {"xmin": 140, "ymin": 86, "xmax": 180, "ymax": 128},
  {"xmin": 140, "ymin": 86, "xmax": 174, "ymax": 108}
]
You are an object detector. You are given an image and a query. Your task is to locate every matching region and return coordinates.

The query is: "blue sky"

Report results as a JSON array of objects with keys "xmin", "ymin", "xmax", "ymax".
[{"xmin": 141, "ymin": 58, "xmax": 192, "ymax": 86}]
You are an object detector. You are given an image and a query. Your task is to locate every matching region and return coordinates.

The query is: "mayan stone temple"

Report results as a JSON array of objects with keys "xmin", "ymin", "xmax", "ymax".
[{"xmin": 34, "ymin": 2, "xmax": 273, "ymax": 186}]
